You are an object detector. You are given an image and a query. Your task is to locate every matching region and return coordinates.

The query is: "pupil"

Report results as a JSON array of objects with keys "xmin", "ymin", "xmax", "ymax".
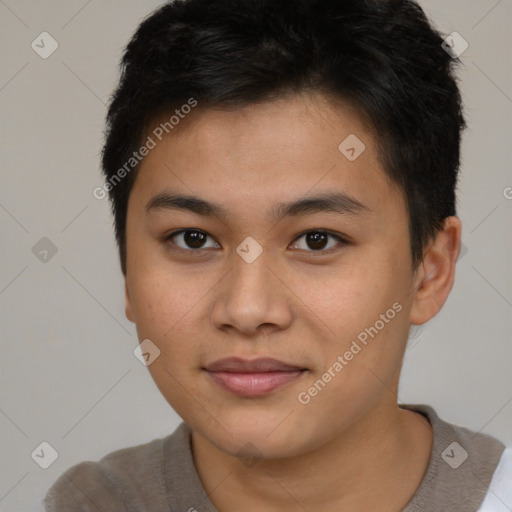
[
  {"xmin": 307, "ymin": 232, "xmax": 327, "ymax": 250},
  {"xmin": 185, "ymin": 231, "xmax": 206, "ymax": 248}
]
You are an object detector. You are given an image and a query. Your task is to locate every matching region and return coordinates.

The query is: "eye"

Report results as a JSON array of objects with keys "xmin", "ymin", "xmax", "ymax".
[
  {"xmin": 165, "ymin": 229, "xmax": 346, "ymax": 253},
  {"xmin": 291, "ymin": 230, "xmax": 346, "ymax": 252},
  {"xmin": 166, "ymin": 229, "xmax": 220, "ymax": 250}
]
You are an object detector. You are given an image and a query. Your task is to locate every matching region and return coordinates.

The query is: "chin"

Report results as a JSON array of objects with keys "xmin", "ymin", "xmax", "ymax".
[{"xmin": 193, "ymin": 411, "xmax": 318, "ymax": 461}]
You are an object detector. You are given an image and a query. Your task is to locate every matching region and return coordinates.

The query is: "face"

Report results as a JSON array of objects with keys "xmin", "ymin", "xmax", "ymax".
[{"xmin": 124, "ymin": 93, "xmax": 419, "ymax": 458}]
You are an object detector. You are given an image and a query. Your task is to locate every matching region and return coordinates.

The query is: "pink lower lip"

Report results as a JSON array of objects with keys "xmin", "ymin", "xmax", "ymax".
[{"xmin": 206, "ymin": 370, "xmax": 305, "ymax": 397}]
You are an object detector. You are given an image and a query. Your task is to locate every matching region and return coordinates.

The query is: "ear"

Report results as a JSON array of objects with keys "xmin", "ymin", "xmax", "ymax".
[
  {"xmin": 125, "ymin": 279, "xmax": 135, "ymax": 323},
  {"xmin": 409, "ymin": 216, "xmax": 462, "ymax": 325}
]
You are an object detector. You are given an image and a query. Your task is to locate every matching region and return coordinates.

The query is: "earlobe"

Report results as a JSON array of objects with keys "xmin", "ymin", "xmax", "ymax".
[
  {"xmin": 409, "ymin": 216, "xmax": 462, "ymax": 326},
  {"xmin": 125, "ymin": 280, "xmax": 135, "ymax": 323}
]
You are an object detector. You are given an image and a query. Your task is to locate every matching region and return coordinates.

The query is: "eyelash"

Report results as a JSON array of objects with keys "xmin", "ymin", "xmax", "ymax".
[{"xmin": 164, "ymin": 229, "xmax": 347, "ymax": 254}]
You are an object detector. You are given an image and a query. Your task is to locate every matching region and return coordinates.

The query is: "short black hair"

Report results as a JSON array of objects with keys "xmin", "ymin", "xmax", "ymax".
[{"xmin": 101, "ymin": 0, "xmax": 466, "ymax": 275}]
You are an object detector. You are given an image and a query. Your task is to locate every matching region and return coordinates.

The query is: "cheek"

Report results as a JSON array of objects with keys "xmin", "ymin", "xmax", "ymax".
[
  {"xmin": 288, "ymin": 261, "xmax": 391, "ymax": 335},
  {"xmin": 128, "ymin": 266, "xmax": 217, "ymax": 376},
  {"xmin": 128, "ymin": 275, "xmax": 215, "ymax": 428},
  {"xmin": 129, "ymin": 272, "xmax": 203, "ymax": 399},
  {"xmin": 129, "ymin": 266, "xmax": 199, "ymax": 336},
  {"xmin": 290, "ymin": 256, "xmax": 410, "ymax": 374}
]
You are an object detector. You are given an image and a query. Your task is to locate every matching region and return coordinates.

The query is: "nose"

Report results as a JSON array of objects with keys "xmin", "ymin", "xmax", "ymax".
[{"xmin": 210, "ymin": 247, "xmax": 293, "ymax": 338}]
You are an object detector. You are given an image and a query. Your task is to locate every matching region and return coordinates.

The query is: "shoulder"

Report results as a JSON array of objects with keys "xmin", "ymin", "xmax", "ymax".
[
  {"xmin": 401, "ymin": 403, "xmax": 508, "ymax": 511},
  {"xmin": 44, "ymin": 434, "xmax": 173, "ymax": 512}
]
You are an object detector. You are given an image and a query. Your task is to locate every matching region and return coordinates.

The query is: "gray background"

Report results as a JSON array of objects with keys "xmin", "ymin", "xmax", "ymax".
[{"xmin": 1, "ymin": 1, "xmax": 511, "ymax": 510}]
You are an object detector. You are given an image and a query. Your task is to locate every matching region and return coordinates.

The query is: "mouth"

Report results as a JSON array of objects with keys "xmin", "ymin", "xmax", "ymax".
[{"xmin": 203, "ymin": 357, "xmax": 308, "ymax": 397}]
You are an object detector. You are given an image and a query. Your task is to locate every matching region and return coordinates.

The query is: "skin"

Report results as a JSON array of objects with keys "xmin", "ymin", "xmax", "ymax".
[{"xmin": 124, "ymin": 92, "xmax": 462, "ymax": 511}]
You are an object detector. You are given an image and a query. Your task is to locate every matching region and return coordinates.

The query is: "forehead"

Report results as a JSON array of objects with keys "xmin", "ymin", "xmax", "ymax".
[{"xmin": 131, "ymin": 92, "xmax": 403, "ymax": 221}]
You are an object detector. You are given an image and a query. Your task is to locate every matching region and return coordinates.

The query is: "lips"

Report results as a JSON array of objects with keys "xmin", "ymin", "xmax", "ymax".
[
  {"xmin": 205, "ymin": 357, "xmax": 305, "ymax": 373},
  {"xmin": 204, "ymin": 357, "xmax": 307, "ymax": 397}
]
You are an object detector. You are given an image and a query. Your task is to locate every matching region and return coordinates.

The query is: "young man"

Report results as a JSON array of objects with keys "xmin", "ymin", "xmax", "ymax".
[{"xmin": 45, "ymin": 0, "xmax": 511, "ymax": 510}]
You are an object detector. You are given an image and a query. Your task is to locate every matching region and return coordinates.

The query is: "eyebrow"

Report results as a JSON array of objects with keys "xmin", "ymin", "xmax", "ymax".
[{"xmin": 145, "ymin": 191, "xmax": 370, "ymax": 222}]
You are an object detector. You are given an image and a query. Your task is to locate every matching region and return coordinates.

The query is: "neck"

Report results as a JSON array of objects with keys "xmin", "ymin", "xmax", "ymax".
[{"xmin": 191, "ymin": 397, "xmax": 432, "ymax": 512}]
